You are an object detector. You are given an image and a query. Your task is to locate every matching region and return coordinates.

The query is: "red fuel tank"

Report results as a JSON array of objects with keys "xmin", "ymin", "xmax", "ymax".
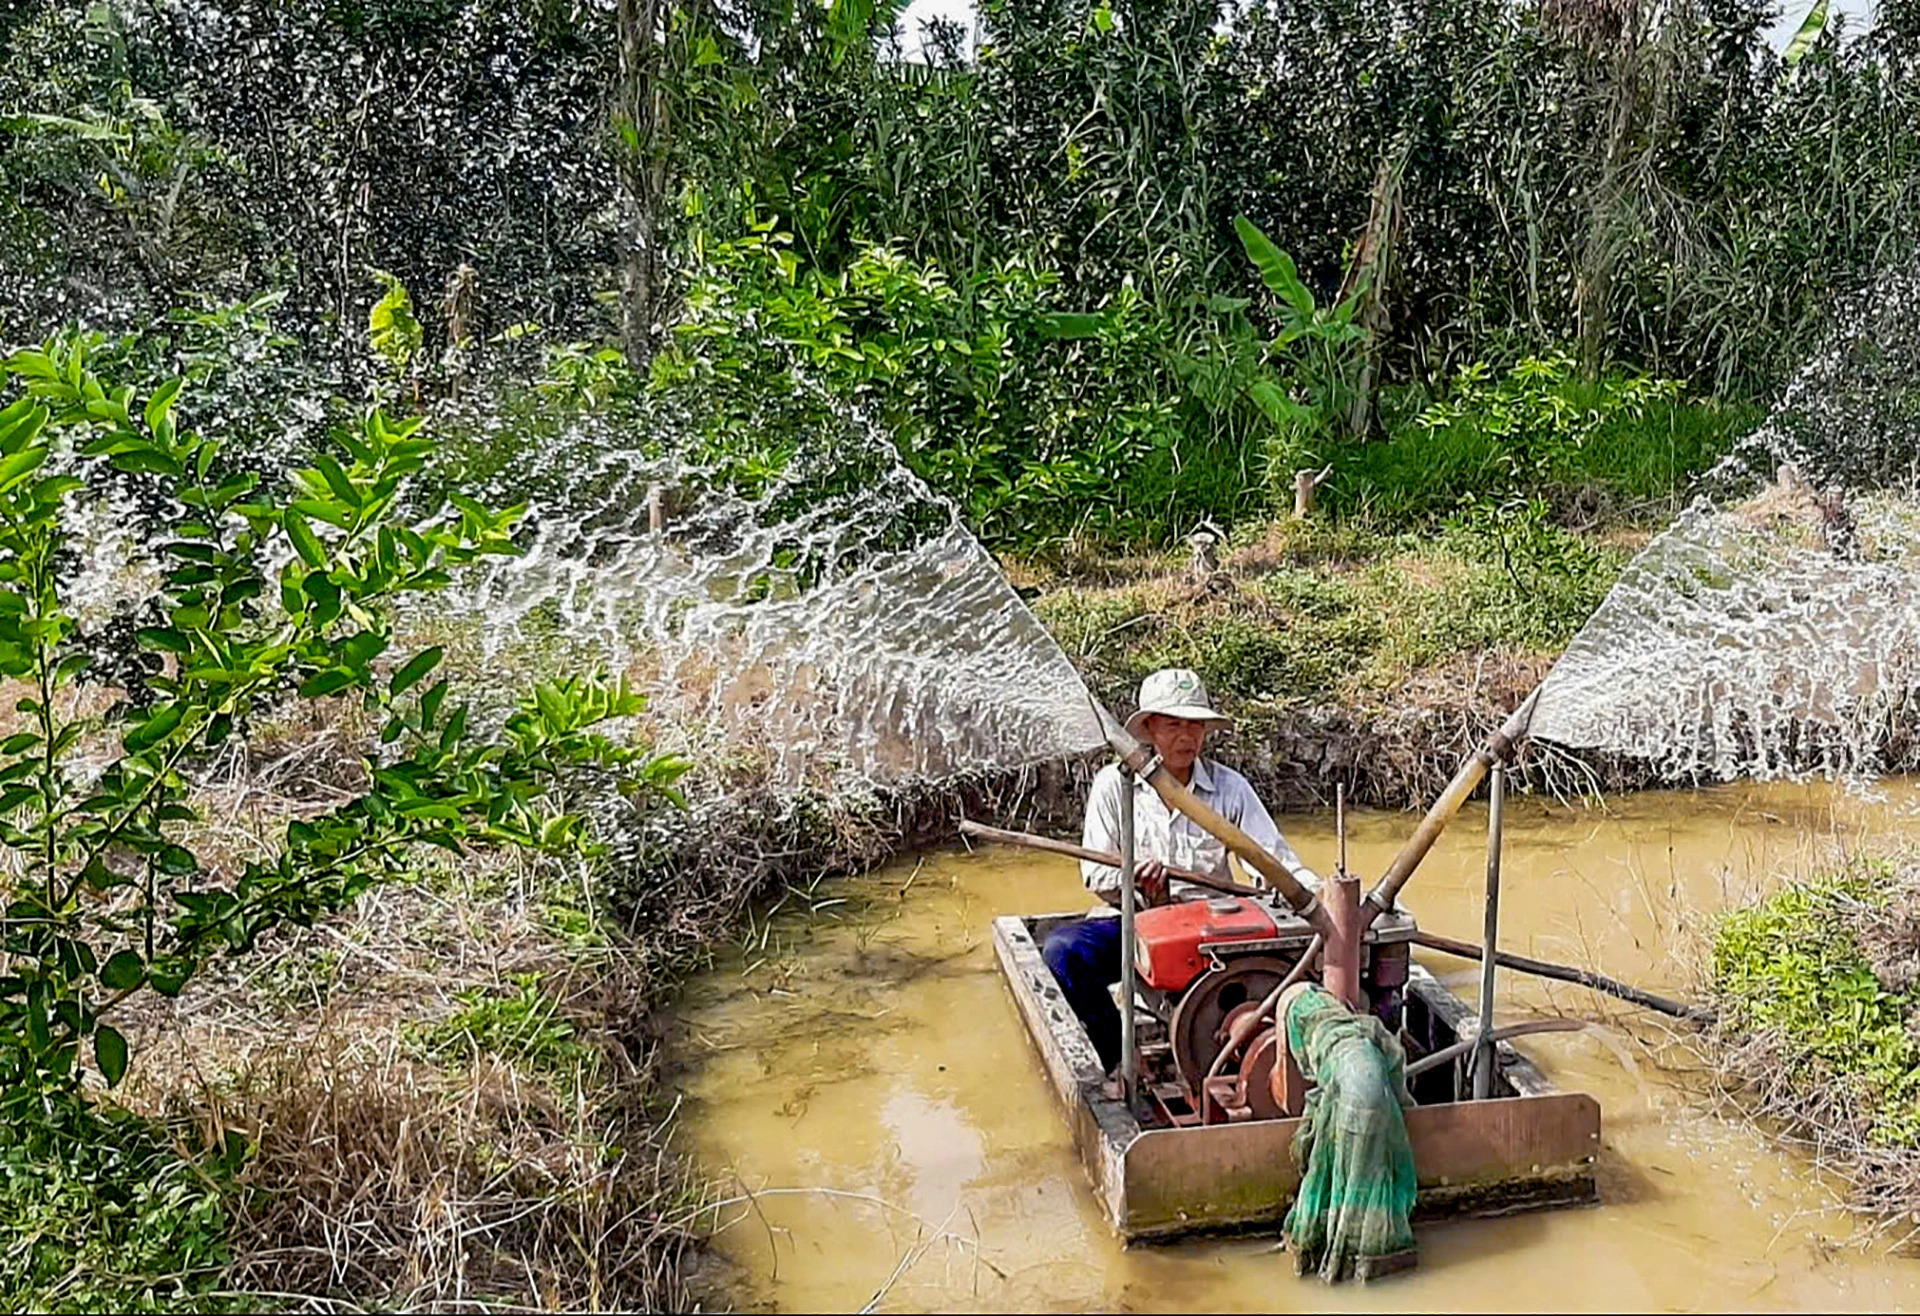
[{"xmin": 1133, "ymin": 896, "xmax": 1278, "ymax": 993}]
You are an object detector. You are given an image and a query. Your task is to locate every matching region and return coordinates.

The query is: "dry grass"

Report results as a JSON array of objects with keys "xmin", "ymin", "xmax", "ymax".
[
  {"xmin": 118, "ymin": 832, "xmax": 708, "ymax": 1312},
  {"xmin": 70, "ymin": 673, "xmax": 1098, "ymax": 1312}
]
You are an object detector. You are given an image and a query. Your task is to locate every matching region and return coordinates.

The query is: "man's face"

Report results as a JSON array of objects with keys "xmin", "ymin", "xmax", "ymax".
[{"xmin": 1141, "ymin": 714, "xmax": 1208, "ymax": 772}]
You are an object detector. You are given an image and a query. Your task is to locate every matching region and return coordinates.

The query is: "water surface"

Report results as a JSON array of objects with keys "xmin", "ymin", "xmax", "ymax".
[{"xmin": 675, "ymin": 781, "xmax": 1920, "ymax": 1311}]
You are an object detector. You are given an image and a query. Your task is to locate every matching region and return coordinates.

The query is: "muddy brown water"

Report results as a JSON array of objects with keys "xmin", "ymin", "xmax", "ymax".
[{"xmin": 675, "ymin": 782, "xmax": 1920, "ymax": 1312}]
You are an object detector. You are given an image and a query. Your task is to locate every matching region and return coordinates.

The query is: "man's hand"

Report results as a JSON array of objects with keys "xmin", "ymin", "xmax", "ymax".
[{"xmin": 1136, "ymin": 859, "xmax": 1169, "ymax": 907}]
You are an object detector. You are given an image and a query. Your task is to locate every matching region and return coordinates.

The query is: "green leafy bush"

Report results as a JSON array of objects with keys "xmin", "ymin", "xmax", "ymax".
[
  {"xmin": 0, "ymin": 1100, "xmax": 240, "ymax": 1314},
  {"xmin": 653, "ymin": 225, "xmax": 1205, "ymax": 547},
  {"xmin": 1713, "ymin": 865, "xmax": 1920, "ymax": 1147},
  {"xmin": 0, "ymin": 333, "xmax": 689, "ymax": 1106}
]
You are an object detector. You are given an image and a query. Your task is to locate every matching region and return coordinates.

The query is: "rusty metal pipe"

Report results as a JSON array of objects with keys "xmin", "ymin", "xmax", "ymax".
[
  {"xmin": 1410, "ymin": 929, "xmax": 1710, "ymax": 1021},
  {"xmin": 1404, "ymin": 1017, "xmax": 1588, "ymax": 1080},
  {"xmin": 1094, "ymin": 701, "xmax": 1332, "ymax": 937},
  {"xmin": 1360, "ymin": 687, "xmax": 1539, "ymax": 931},
  {"xmin": 1324, "ymin": 874, "xmax": 1363, "ymax": 1010}
]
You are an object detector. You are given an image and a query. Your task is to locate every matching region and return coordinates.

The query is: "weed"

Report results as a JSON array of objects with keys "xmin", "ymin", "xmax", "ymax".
[
  {"xmin": 0, "ymin": 1103, "xmax": 242, "ymax": 1314},
  {"xmin": 413, "ymin": 974, "xmax": 597, "ymax": 1079},
  {"xmin": 1711, "ymin": 859, "xmax": 1920, "ymax": 1149}
]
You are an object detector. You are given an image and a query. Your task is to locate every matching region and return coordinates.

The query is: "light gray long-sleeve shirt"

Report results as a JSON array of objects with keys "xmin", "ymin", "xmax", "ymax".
[{"xmin": 1078, "ymin": 758, "xmax": 1319, "ymax": 911}]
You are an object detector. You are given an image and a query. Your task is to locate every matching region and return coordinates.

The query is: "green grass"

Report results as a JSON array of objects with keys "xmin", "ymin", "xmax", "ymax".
[
  {"xmin": 1321, "ymin": 395, "xmax": 1763, "ymax": 525},
  {"xmin": 412, "ymin": 973, "xmax": 598, "ymax": 1079},
  {"xmin": 1712, "ymin": 862, "xmax": 1920, "ymax": 1148},
  {"xmin": 0, "ymin": 1103, "xmax": 245, "ymax": 1314},
  {"xmin": 1029, "ymin": 514, "xmax": 1627, "ymax": 713}
]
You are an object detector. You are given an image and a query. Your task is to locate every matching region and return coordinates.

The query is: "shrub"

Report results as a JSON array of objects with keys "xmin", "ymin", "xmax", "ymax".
[
  {"xmin": 0, "ymin": 333, "xmax": 689, "ymax": 1109},
  {"xmin": 1713, "ymin": 862, "xmax": 1920, "ymax": 1148}
]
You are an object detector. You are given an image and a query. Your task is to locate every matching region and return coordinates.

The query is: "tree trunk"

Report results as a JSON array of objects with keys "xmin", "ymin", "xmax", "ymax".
[
  {"xmin": 1574, "ymin": 9, "xmax": 1646, "ymax": 380},
  {"xmin": 616, "ymin": 0, "xmax": 667, "ymax": 371}
]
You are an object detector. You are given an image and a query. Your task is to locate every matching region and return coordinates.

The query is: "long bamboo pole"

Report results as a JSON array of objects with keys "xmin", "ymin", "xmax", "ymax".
[
  {"xmin": 1359, "ymin": 688, "xmax": 1539, "ymax": 932},
  {"xmin": 1410, "ymin": 930, "xmax": 1710, "ymax": 1021},
  {"xmin": 955, "ymin": 821, "xmax": 1264, "ymax": 899},
  {"xmin": 1474, "ymin": 765, "xmax": 1505, "ymax": 1100}
]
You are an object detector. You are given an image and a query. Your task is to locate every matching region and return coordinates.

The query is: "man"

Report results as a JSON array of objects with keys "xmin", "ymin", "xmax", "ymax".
[{"xmin": 1041, "ymin": 667, "xmax": 1319, "ymax": 1080}]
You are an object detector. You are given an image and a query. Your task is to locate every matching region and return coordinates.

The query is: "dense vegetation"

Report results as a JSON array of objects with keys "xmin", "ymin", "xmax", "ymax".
[
  {"xmin": 7, "ymin": 0, "xmax": 1919, "ymax": 550},
  {"xmin": 3, "ymin": 0, "xmax": 1919, "ymax": 1306},
  {"xmin": 1710, "ymin": 855, "xmax": 1920, "ymax": 1220}
]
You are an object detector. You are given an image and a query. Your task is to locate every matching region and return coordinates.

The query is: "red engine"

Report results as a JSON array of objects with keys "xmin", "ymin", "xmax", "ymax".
[{"xmin": 1133, "ymin": 896, "xmax": 1278, "ymax": 992}]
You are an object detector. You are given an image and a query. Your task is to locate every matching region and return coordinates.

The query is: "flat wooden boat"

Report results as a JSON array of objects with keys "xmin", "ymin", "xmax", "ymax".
[{"xmin": 993, "ymin": 912, "xmax": 1602, "ymax": 1241}]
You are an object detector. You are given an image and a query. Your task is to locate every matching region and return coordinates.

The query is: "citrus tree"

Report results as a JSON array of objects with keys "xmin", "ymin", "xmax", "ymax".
[{"xmin": 0, "ymin": 333, "xmax": 687, "ymax": 1103}]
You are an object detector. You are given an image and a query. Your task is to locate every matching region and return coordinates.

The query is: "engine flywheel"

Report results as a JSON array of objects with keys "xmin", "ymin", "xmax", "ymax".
[{"xmin": 1169, "ymin": 954, "xmax": 1293, "ymax": 1089}]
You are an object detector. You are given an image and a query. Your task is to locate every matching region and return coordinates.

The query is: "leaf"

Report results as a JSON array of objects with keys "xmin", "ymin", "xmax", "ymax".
[
  {"xmin": 284, "ymin": 508, "xmax": 326, "ymax": 569},
  {"xmin": 341, "ymin": 631, "xmax": 388, "ymax": 667},
  {"xmin": 0, "ymin": 397, "xmax": 47, "ymax": 456},
  {"xmin": 420, "ymin": 679, "xmax": 449, "ymax": 731},
  {"xmin": 368, "ymin": 271, "xmax": 424, "ymax": 373},
  {"xmin": 1785, "ymin": 0, "xmax": 1829, "ymax": 66},
  {"xmin": 123, "ymin": 702, "xmax": 184, "ymax": 754},
  {"xmin": 147, "ymin": 956, "xmax": 191, "ymax": 997},
  {"xmin": 291, "ymin": 497, "xmax": 353, "ymax": 529},
  {"xmin": 94, "ymin": 1024, "xmax": 128, "ymax": 1086},
  {"xmin": 390, "ymin": 646, "xmax": 443, "ymax": 697},
  {"xmin": 99, "ymin": 950, "xmax": 145, "ymax": 991},
  {"xmin": 138, "ymin": 627, "xmax": 191, "ymax": 654},
  {"xmin": 309, "ymin": 453, "xmax": 362, "ymax": 509},
  {"xmin": 143, "ymin": 377, "xmax": 183, "ymax": 434},
  {"xmin": 1035, "ymin": 313, "xmax": 1105, "ymax": 340},
  {"xmin": 299, "ymin": 668, "xmax": 356, "ymax": 698},
  {"xmin": 1247, "ymin": 379, "xmax": 1314, "ymax": 426},
  {"xmin": 110, "ymin": 448, "xmax": 185, "ymax": 478},
  {"xmin": 1233, "ymin": 216, "xmax": 1314, "ymax": 317},
  {"xmin": 0, "ymin": 445, "xmax": 46, "ymax": 494}
]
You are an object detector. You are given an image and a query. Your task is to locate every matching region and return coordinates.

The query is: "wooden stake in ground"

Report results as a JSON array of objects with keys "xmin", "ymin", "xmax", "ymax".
[{"xmin": 1292, "ymin": 466, "xmax": 1331, "ymax": 518}]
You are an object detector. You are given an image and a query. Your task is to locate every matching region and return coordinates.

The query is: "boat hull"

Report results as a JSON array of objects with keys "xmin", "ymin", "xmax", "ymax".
[{"xmin": 993, "ymin": 913, "xmax": 1602, "ymax": 1241}]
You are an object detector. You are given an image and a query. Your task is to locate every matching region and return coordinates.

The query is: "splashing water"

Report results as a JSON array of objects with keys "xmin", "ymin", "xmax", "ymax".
[
  {"xmin": 1530, "ymin": 266, "xmax": 1920, "ymax": 783},
  {"xmin": 423, "ymin": 403, "xmax": 1106, "ymax": 789}
]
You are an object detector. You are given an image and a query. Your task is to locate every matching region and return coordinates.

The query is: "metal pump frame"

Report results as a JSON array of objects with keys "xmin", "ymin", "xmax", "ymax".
[{"xmin": 1097, "ymin": 689, "xmax": 1537, "ymax": 1105}]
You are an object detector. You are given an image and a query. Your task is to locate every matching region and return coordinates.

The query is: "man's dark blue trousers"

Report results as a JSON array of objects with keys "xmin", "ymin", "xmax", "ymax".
[{"xmin": 1041, "ymin": 915, "xmax": 1122, "ymax": 1072}]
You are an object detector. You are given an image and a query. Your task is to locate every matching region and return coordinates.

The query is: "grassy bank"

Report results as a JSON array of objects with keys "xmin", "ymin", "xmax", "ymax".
[
  {"xmin": 1707, "ymin": 853, "xmax": 1920, "ymax": 1227},
  {"xmin": 1019, "ymin": 513, "xmax": 1645, "ymax": 807}
]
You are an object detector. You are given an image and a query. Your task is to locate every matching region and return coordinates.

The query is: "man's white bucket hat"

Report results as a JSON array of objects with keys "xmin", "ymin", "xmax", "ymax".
[{"xmin": 1124, "ymin": 667, "xmax": 1235, "ymax": 737}]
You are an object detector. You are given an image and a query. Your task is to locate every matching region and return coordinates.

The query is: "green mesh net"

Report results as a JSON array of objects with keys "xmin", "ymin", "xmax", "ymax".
[{"xmin": 1280, "ymin": 986, "xmax": 1418, "ymax": 1282}]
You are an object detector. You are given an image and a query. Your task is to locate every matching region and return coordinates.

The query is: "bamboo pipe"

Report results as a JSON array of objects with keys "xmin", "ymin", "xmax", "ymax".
[
  {"xmin": 1359, "ymin": 687, "xmax": 1540, "ymax": 931},
  {"xmin": 955, "ymin": 821, "xmax": 1264, "ymax": 899},
  {"xmin": 1094, "ymin": 701, "xmax": 1333, "ymax": 937},
  {"xmin": 1410, "ymin": 929, "xmax": 1711, "ymax": 1022}
]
